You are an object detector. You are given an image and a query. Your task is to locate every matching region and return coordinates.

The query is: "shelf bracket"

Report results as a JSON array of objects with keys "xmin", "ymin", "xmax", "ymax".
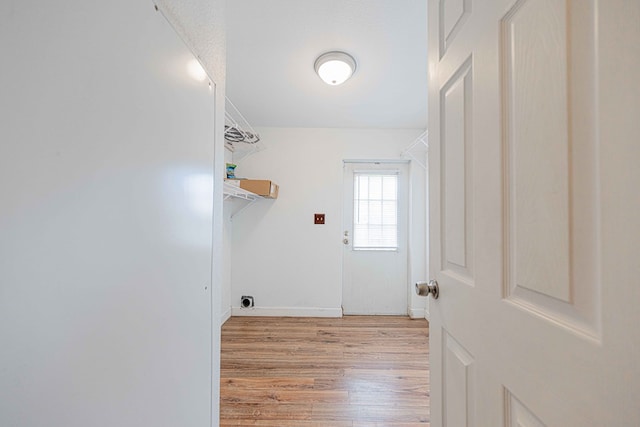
[
  {"xmin": 401, "ymin": 130, "xmax": 428, "ymax": 170},
  {"xmin": 223, "ymin": 181, "xmax": 263, "ymax": 218}
]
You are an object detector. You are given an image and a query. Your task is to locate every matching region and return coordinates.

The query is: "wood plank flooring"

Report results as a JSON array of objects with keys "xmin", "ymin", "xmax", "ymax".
[{"xmin": 220, "ymin": 316, "xmax": 430, "ymax": 426}]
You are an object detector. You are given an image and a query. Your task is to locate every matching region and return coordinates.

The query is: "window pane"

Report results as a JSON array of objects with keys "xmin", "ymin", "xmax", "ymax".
[
  {"xmin": 382, "ymin": 201, "xmax": 397, "ymax": 224},
  {"xmin": 357, "ymin": 176, "xmax": 369, "ymax": 199},
  {"xmin": 382, "ymin": 176, "xmax": 397, "ymax": 199},
  {"xmin": 353, "ymin": 173, "xmax": 398, "ymax": 250},
  {"xmin": 368, "ymin": 175, "xmax": 383, "ymax": 199},
  {"xmin": 368, "ymin": 226, "xmax": 383, "ymax": 244},
  {"xmin": 356, "ymin": 200, "xmax": 369, "ymax": 224},
  {"xmin": 369, "ymin": 201, "xmax": 382, "ymax": 224}
]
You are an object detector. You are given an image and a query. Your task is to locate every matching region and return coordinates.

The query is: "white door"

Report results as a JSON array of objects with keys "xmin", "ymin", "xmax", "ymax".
[
  {"xmin": 428, "ymin": 0, "xmax": 639, "ymax": 425},
  {"xmin": 342, "ymin": 161, "xmax": 409, "ymax": 315}
]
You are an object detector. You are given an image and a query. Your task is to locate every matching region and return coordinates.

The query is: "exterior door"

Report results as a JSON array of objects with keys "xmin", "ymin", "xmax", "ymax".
[
  {"xmin": 428, "ymin": 0, "xmax": 639, "ymax": 425},
  {"xmin": 342, "ymin": 161, "xmax": 409, "ymax": 315}
]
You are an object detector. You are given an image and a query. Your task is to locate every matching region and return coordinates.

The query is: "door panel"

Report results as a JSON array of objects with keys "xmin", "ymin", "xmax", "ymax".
[
  {"xmin": 440, "ymin": 0, "xmax": 471, "ymax": 58},
  {"xmin": 441, "ymin": 56, "xmax": 474, "ymax": 284},
  {"xmin": 505, "ymin": 390, "xmax": 546, "ymax": 427},
  {"xmin": 503, "ymin": 0, "xmax": 600, "ymax": 335},
  {"xmin": 443, "ymin": 331, "xmax": 475, "ymax": 427},
  {"xmin": 504, "ymin": 0, "xmax": 572, "ymax": 303},
  {"xmin": 428, "ymin": 0, "xmax": 639, "ymax": 425}
]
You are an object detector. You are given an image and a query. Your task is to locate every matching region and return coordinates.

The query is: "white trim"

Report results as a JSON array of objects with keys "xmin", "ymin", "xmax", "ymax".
[
  {"xmin": 220, "ymin": 307, "xmax": 232, "ymax": 325},
  {"xmin": 409, "ymin": 307, "xmax": 426, "ymax": 319},
  {"xmin": 343, "ymin": 159, "xmax": 410, "ymax": 164},
  {"xmin": 353, "ymin": 169, "xmax": 400, "ymax": 175},
  {"xmin": 231, "ymin": 306, "xmax": 343, "ymax": 318}
]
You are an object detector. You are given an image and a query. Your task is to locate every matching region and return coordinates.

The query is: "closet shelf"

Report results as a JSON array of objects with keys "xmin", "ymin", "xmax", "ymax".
[
  {"xmin": 224, "ymin": 181, "xmax": 262, "ymax": 202},
  {"xmin": 225, "ymin": 97, "xmax": 266, "ymax": 161},
  {"xmin": 223, "ymin": 181, "xmax": 263, "ymax": 218}
]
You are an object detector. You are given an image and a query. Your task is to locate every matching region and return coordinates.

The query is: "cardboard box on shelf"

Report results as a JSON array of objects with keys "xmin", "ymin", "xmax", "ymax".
[{"xmin": 239, "ymin": 179, "xmax": 279, "ymax": 199}]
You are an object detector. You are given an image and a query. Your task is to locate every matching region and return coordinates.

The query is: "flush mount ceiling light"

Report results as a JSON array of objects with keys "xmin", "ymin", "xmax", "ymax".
[{"xmin": 314, "ymin": 51, "xmax": 357, "ymax": 86}]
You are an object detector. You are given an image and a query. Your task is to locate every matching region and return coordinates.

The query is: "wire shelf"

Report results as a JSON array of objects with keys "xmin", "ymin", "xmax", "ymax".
[
  {"xmin": 223, "ymin": 181, "xmax": 263, "ymax": 218},
  {"xmin": 225, "ymin": 97, "xmax": 266, "ymax": 161}
]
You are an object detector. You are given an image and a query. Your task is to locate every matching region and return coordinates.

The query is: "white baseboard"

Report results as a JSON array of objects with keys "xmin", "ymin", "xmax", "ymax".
[
  {"xmin": 409, "ymin": 307, "xmax": 426, "ymax": 319},
  {"xmin": 231, "ymin": 306, "xmax": 343, "ymax": 318},
  {"xmin": 229, "ymin": 306, "xmax": 425, "ymax": 319},
  {"xmin": 220, "ymin": 307, "xmax": 232, "ymax": 325}
]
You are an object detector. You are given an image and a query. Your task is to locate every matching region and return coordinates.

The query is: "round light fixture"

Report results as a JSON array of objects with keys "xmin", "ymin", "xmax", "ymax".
[{"xmin": 314, "ymin": 51, "xmax": 357, "ymax": 86}]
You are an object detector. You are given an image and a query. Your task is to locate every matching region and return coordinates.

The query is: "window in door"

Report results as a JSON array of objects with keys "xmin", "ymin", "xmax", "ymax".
[{"xmin": 352, "ymin": 172, "xmax": 398, "ymax": 250}]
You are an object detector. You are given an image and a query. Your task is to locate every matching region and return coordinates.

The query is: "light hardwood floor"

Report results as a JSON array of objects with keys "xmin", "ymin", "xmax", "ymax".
[{"xmin": 220, "ymin": 316, "xmax": 430, "ymax": 426}]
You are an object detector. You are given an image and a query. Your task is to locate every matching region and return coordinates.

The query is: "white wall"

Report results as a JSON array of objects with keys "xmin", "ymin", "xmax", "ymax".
[
  {"xmin": 228, "ymin": 127, "xmax": 427, "ymax": 317},
  {"xmin": 156, "ymin": 0, "xmax": 227, "ymax": 421},
  {"xmin": 0, "ymin": 1, "xmax": 225, "ymax": 426}
]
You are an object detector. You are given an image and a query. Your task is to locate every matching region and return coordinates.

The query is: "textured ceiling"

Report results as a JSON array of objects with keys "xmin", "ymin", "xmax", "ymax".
[{"xmin": 226, "ymin": 0, "xmax": 427, "ymax": 129}]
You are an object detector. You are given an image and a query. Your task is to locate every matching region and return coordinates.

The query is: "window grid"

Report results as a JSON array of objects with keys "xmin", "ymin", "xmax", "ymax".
[{"xmin": 353, "ymin": 173, "xmax": 398, "ymax": 250}]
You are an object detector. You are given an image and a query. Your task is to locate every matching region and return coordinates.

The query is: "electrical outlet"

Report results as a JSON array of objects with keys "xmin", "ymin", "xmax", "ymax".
[{"xmin": 314, "ymin": 213, "xmax": 325, "ymax": 224}]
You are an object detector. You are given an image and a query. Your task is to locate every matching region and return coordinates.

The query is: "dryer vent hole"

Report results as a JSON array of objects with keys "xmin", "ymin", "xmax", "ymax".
[{"xmin": 241, "ymin": 296, "xmax": 254, "ymax": 308}]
